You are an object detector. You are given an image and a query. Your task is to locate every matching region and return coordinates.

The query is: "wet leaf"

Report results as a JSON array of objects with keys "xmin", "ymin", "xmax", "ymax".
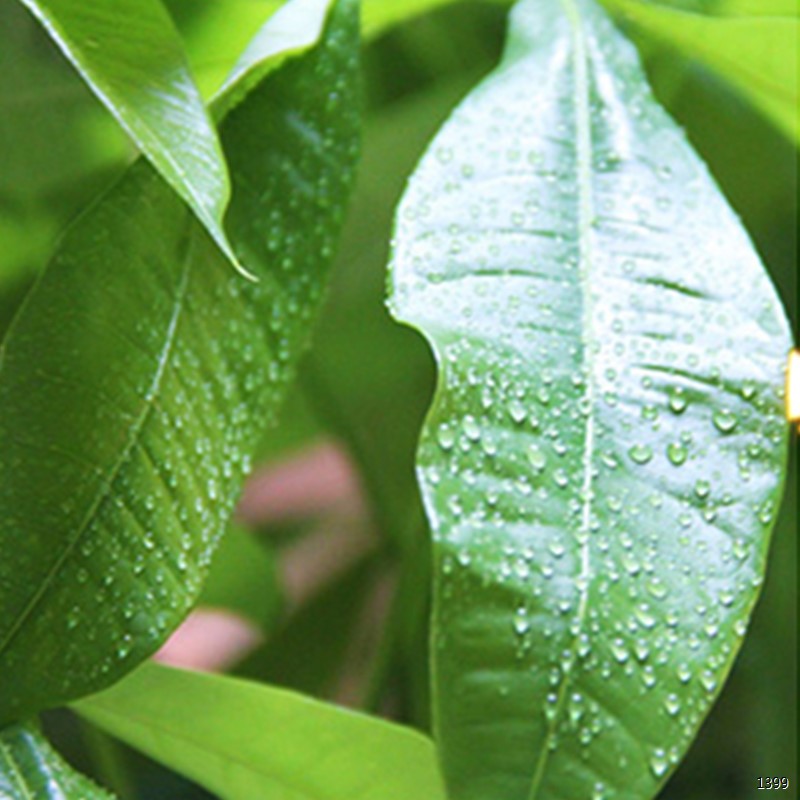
[
  {"xmin": 388, "ymin": 0, "xmax": 792, "ymax": 798},
  {"xmin": 75, "ymin": 662, "xmax": 446, "ymax": 800},
  {"xmin": 17, "ymin": 0, "xmax": 243, "ymax": 270},
  {"xmin": 0, "ymin": 723, "xmax": 113, "ymax": 798},
  {"xmin": 0, "ymin": 0, "xmax": 360, "ymax": 726}
]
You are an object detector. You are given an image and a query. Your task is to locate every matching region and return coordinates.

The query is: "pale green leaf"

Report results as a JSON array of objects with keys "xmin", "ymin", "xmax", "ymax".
[
  {"xmin": 0, "ymin": 0, "xmax": 360, "ymax": 726},
  {"xmin": 603, "ymin": 0, "xmax": 800, "ymax": 142},
  {"xmin": 75, "ymin": 662, "xmax": 446, "ymax": 800},
  {"xmin": 388, "ymin": 0, "xmax": 792, "ymax": 798}
]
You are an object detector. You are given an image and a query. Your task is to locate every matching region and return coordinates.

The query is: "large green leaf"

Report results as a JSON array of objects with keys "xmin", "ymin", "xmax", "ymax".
[
  {"xmin": 603, "ymin": 0, "xmax": 799, "ymax": 143},
  {"xmin": 0, "ymin": 0, "xmax": 360, "ymax": 726},
  {"xmin": 16, "ymin": 0, "xmax": 247, "ymax": 271},
  {"xmin": 0, "ymin": 722, "xmax": 113, "ymax": 798},
  {"xmin": 387, "ymin": 0, "xmax": 792, "ymax": 798},
  {"xmin": 74, "ymin": 662, "xmax": 446, "ymax": 800}
]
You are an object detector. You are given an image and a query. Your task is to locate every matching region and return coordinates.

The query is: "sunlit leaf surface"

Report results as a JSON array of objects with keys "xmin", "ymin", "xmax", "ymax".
[
  {"xmin": 388, "ymin": 0, "xmax": 792, "ymax": 798},
  {"xmin": 76, "ymin": 662, "xmax": 446, "ymax": 800},
  {"xmin": 604, "ymin": 0, "xmax": 799, "ymax": 143}
]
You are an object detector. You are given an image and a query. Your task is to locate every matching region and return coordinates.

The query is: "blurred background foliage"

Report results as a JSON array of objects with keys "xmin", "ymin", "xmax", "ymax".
[{"xmin": 0, "ymin": 0, "xmax": 795, "ymax": 797}]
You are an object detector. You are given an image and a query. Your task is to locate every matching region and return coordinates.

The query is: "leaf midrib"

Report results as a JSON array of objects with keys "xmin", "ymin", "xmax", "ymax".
[
  {"xmin": 0, "ymin": 220, "xmax": 194, "ymax": 663},
  {"xmin": 527, "ymin": 0, "xmax": 596, "ymax": 796}
]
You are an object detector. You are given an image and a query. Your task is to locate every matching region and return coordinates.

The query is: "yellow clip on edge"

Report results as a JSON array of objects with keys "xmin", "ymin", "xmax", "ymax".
[{"xmin": 788, "ymin": 350, "xmax": 800, "ymax": 428}]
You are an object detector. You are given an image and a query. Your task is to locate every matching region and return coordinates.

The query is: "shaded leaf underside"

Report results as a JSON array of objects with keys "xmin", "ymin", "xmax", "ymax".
[{"xmin": 389, "ymin": 0, "xmax": 791, "ymax": 798}]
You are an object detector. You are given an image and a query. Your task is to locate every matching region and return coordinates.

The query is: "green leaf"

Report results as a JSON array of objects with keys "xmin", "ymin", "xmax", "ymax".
[
  {"xmin": 16, "ymin": 0, "xmax": 243, "ymax": 272},
  {"xmin": 166, "ymin": 0, "xmax": 507, "ymax": 98},
  {"xmin": 387, "ymin": 0, "xmax": 792, "ymax": 798},
  {"xmin": 609, "ymin": 0, "xmax": 797, "ymax": 14},
  {"xmin": 602, "ymin": 0, "xmax": 800, "ymax": 143},
  {"xmin": 0, "ymin": 0, "xmax": 360, "ymax": 726},
  {"xmin": 74, "ymin": 662, "xmax": 446, "ymax": 800},
  {"xmin": 0, "ymin": 722, "xmax": 113, "ymax": 798},
  {"xmin": 237, "ymin": 554, "xmax": 379, "ymax": 696},
  {"xmin": 199, "ymin": 523, "xmax": 282, "ymax": 630}
]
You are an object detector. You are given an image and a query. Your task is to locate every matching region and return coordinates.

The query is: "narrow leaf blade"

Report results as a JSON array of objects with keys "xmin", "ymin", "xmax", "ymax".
[
  {"xmin": 388, "ymin": 0, "xmax": 792, "ymax": 798},
  {"xmin": 18, "ymin": 0, "xmax": 239, "ymax": 267},
  {"xmin": 0, "ymin": 723, "xmax": 113, "ymax": 798},
  {"xmin": 0, "ymin": 0, "xmax": 360, "ymax": 724},
  {"xmin": 74, "ymin": 662, "xmax": 446, "ymax": 800}
]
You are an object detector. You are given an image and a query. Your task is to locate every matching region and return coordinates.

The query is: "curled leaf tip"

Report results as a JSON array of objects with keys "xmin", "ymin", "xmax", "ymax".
[{"xmin": 232, "ymin": 257, "xmax": 260, "ymax": 283}]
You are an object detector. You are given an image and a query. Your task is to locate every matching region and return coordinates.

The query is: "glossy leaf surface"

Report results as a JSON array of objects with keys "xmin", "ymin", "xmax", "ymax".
[
  {"xmin": 388, "ymin": 0, "xmax": 792, "ymax": 798},
  {"xmin": 0, "ymin": 723, "xmax": 113, "ymax": 798},
  {"xmin": 0, "ymin": 0, "xmax": 359, "ymax": 726},
  {"xmin": 603, "ymin": 0, "xmax": 799, "ymax": 143},
  {"xmin": 75, "ymin": 662, "xmax": 446, "ymax": 800},
  {"xmin": 17, "ymin": 0, "xmax": 242, "ymax": 268}
]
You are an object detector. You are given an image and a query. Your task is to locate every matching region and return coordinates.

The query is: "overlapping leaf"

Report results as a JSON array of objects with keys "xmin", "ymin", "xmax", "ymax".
[
  {"xmin": 0, "ymin": 723, "xmax": 113, "ymax": 798},
  {"xmin": 75, "ymin": 662, "xmax": 446, "ymax": 800},
  {"xmin": 388, "ymin": 0, "xmax": 792, "ymax": 798},
  {"xmin": 16, "ymin": 0, "xmax": 244, "ymax": 269},
  {"xmin": 603, "ymin": 0, "xmax": 799, "ymax": 142},
  {"xmin": 0, "ymin": 0, "xmax": 360, "ymax": 726}
]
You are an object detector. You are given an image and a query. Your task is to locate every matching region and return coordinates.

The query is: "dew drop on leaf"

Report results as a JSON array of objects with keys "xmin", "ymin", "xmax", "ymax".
[
  {"xmin": 712, "ymin": 408, "xmax": 738, "ymax": 433},
  {"xmin": 628, "ymin": 443, "xmax": 653, "ymax": 464},
  {"xmin": 437, "ymin": 423, "xmax": 455, "ymax": 451},
  {"xmin": 650, "ymin": 749, "xmax": 669, "ymax": 778},
  {"xmin": 668, "ymin": 387, "xmax": 688, "ymax": 414},
  {"xmin": 666, "ymin": 443, "xmax": 688, "ymax": 466}
]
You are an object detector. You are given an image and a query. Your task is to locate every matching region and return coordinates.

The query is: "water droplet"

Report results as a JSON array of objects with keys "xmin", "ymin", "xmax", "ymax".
[
  {"xmin": 527, "ymin": 444, "xmax": 547, "ymax": 472},
  {"xmin": 628, "ymin": 443, "xmax": 653, "ymax": 465},
  {"xmin": 694, "ymin": 479, "xmax": 711, "ymax": 499},
  {"xmin": 463, "ymin": 415, "xmax": 481, "ymax": 441},
  {"xmin": 650, "ymin": 748, "xmax": 669, "ymax": 778},
  {"xmin": 668, "ymin": 387, "xmax": 687, "ymax": 414},
  {"xmin": 437, "ymin": 423, "xmax": 455, "ymax": 450},
  {"xmin": 509, "ymin": 398, "xmax": 526, "ymax": 424},
  {"xmin": 634, "ymin": 604, "xmax": 657, "ymax": 629},
  {"xmin": 666, "ymin": 443, "xmax": 687, "ymax": 466},
  {"xmin": 732, "ymin": 538, "xmax": 748, "ymax": 561},
  {"xmin": 513, "ymin": 607, "xmax": 531, "ymax": 636},
  {"xmin": 712, "ymin": 409, "xmax": 738, "ymax": 433},
  {"xmin": 664, "ymin": 694, "xmax": 681, "ymax": 716},
  {"xmin": 700, "ymin": 670, "xmax": 718, "ymax": 693},
  {"xmin": 548, "ymin": 540, "xmax": 566, "ymax": 558},
  {"xmin": 646, "ymin": 577, "xmax": 668, "ymax": 599},
  {"xmin": 610, "ymin": 638, "xmax": 629, "ymax": 663}
]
